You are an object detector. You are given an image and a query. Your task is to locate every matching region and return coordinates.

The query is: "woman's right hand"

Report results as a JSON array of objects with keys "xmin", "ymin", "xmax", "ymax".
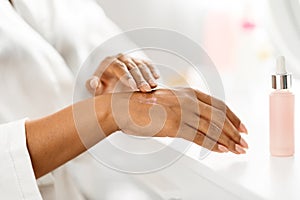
[
  {"xmin": 107, "ymin": 88, "xmax": 248, "ymax": 154},
  {"xmin": 86, "ymin": 54, "xmax": 160, "ymax": 95}
]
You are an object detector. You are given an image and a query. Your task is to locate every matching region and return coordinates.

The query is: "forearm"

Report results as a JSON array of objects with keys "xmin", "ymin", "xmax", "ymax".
[{"xmin": 25, "ymin": 94, "xmax": 118, "ymax": 178}]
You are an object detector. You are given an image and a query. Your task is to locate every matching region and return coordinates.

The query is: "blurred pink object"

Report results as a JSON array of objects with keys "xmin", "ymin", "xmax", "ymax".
[
  {"xmin": 241, "ymin": 19, "xmax": 256, "ymax": 31},
  {"xmin": 203, "ymin": 11, "xmax": 238, "ymax": 71}
]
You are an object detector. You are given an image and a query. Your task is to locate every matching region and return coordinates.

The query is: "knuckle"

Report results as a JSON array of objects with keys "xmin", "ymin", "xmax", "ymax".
[
  {"xmin": 113, "ymin": 59, "xmax": 124, "ymax": 67},
  {"xmin": 117, "ymin": 53, "xmax": 124, "ymax": 58},
  {"xmin": 106, "ymin": 56, "xmax": 114, "ymax": 60},
  {"xmin": 122, "ymin": 59, "xmax": 130, "ymax": 65},
  {"xmin": 203, "ymin": 137, "xmax": 216, "ymax": 149},
  {"xmin": 210, "ymin": 110, "xmax": 226, "ymax": 130},
  {"xmin": 214, "ymin": 109, "xmax": 226, "ymax": 121},
  {"xmin": 219, "ymin": 132, "xmax": 231, "ymax": 147},
  {"xmin": 133, "ymin": 58, "xmax": 143, "ymax": 65},
  {"xmin": 137, "ymin": 63, "xmax": 147, "ymax": 70},
  {"xmin": 202, "ymin": 104, "xmax": 212, "ymax": 116},
  {"xmin": 112, "ymin": 63, "xmax": 126, "ymax": 72},
  {"xmin": 126, "ymin": 61, "xmax": 137, "ymax": 69},
  {"xmin": 207, "ymin": 124, "xmax": 221, "ymax": 139}
]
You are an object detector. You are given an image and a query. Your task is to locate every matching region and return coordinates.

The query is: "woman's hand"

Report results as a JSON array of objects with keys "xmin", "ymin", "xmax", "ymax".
[
  {"xmin": 86, "ymin": 54, "xmax": 160, "ymax": 95},
  {"xmin": 25, "ymin": 87, "xmax": 247, "ymax": 178},
  {"xmin": 109, "ymin": 88, "xmax": 248, "ymax": 154}
]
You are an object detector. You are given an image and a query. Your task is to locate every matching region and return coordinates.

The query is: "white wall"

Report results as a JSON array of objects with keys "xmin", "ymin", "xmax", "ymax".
[{"xmin": 97, "ymin": 0, "xmax": 208, "ymax": 45}]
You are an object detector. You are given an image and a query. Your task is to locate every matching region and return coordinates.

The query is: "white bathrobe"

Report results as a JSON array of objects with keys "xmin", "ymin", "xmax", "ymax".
[{"xmin": 0, "ymin": 0, "xmax": 127, "ymax": 199}]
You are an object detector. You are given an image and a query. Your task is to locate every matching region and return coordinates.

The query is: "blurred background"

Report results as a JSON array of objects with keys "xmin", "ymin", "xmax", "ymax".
[
  {"xmin": 96, "ymin": 0, "xmax": 275, "ymax": 133},
  {"xmin": 84, "ymin": 2, "xmax": 300, "ymax": 199},
  {"xmin": 98, "ymin": 0, "xmax": 273, "ymax": 72},
  {"xmin": 97, "ymin": 0, "xmax": 274, "ymax": 104}
]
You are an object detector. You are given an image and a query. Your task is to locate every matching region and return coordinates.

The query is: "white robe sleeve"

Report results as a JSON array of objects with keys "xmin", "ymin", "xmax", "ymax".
[
  {"xmin": 12, "ymin": 0, "xmax": 148, "ymax": 76},
  {"xmin": 0, "ymin": 119, "xmax": 42, "ymax": 200},
  {"xmin": 12, "ymin": 0, "xmax": 122, "ymax": 74}
]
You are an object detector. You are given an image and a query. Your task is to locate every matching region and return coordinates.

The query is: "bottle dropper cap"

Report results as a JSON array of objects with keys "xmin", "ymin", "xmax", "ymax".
[{"xmin": 272, "ymin": 56, "xmax": 292, "ymax": 89}]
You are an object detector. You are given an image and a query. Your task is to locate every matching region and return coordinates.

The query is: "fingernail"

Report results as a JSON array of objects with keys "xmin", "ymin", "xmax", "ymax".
[
  {"xmin": 218, "ymin": 144, "xmax": 229, "ymax": 153},
  {"xmin": 128, "ymin": 78, "xmax": 137, "ymax": 90},
  {"xmin": 153, "ymin": 73, "xmax": 160, "ymax": 79},
  {"xmin": 240, "ymin": 137, "xmax": 249, "ymax": 149},
  {"xmin": 148, "ymin": 79, "xmax": 157, "ymax": 87},
  {"xmin": 140, "ymin": 84, "xmax": 152, "ymax": 92},
  {"xmin": 239, "ymin": 123, "xmax": 248, "ymax": 134},
  {"xmin": 90, "ymin": 77, "xmax": 99, "ymax": 89},
  {"xmin": 235, "ymin": 144, "xmax": 246, "ymax": 154}
]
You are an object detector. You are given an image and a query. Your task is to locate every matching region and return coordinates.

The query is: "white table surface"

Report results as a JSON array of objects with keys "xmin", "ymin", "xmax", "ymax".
[
  {"xmin": 180, "ymin": 74, "xmax": 300, "ymax": 200},
  {"xmin": 77, "ymin": 67, "xmax": 300, "ymax": 200}
]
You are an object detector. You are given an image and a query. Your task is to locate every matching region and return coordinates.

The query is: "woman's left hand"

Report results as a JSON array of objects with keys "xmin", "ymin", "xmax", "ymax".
[{"xmin": 86, "ymin": 54, "xmax": 160, "ymax": 95}]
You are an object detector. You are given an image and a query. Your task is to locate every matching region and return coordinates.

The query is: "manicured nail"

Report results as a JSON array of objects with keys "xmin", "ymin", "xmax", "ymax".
[
  {"xmin": 140, "ymin": 84, "xmax": 152, "ymax": 92},
  {"xmin": 90, "ymin": 77, "xmax": 99, "ymax": 89},
  {"xmin": 235, "ymin": 144, "xmax": 246, "ymax": 154},
  {"xmin": 218, "ymin": 144, "xmax": 229, "ymax": 153},
  {"xmin": 239, "ymin": 123, "xmax": 248, "ymax": 134},
  {"xmin": 154, "ymin": 73, "xmax": 160, "ymax": 79},
  {"xmin": 240, "ymin": 137, "xmax": 249, "ymax": 149},
  {"xmin": 148, "ymin": 79, "xmax": 157, "ymax": 87},
  {"xmin": 128, "ymin": 78, "xmax": 137, "ymax": 90}
]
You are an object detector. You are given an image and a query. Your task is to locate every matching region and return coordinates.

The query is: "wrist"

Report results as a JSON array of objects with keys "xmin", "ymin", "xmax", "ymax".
[{"xmin": 94, "ymin": 94, "xmax": 119, "ymax": 135}]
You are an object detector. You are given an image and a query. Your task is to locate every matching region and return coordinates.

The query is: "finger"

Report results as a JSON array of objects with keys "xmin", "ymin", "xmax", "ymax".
[
  {"xmin": 196, "ymin": 117, "xmax": 247, "ymax": 153},
  {"xmin": 238, "ymin": 122, "xmax": 248, "ymax": 134},
  {"xmin": 85, "ymin": 76, "xmax": 104, "ymax": 96},
  {"xmin": 199, "ymin": 102, "xmax": 248, "ymax": 149},
  {"xmin": 193, "ymin": 90, "xmax": 245, "ymax": 132},
  {"xmin": 132, "ymin": 58, "xmax": 157, "ymax": 88},
  {"xmin": 88, "ymin": 76, "xmax": 99, "ymax": 90},
  {"xmin": 118, "ymin": 55, "xmax": 151, "ymax": 92},
  {"xmin": 111, "ymin": 59, "xmax": 137, "ymax": 90},
  {"xmin": 128, "ymin": 67, "xmax": 151, "ymax": 92},
  {"xmin": 184, "ymin": 122, "xmax": 245, "ymax": 154},
  {"xmin": 192, "ymin": 131, "xmax": 223, "ymax": 153},
  {"xmin": 179, "ymin": 125, "xmax": 221, "ymax": 152},
  {"xmin": 142, "ymin": 59, "xmax": 160, "ymax": 79}
]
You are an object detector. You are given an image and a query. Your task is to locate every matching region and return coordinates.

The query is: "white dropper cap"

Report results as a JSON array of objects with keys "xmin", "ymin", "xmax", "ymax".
[
  {"xmin": 276, "ymin": 56, "xmax": 287, "ymax": 74},
  {"xmin": 272, "ymin": 56, "xmax": 292, "ymax": 89}
]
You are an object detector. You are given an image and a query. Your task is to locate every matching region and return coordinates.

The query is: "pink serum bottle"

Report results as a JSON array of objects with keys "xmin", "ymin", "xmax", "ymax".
[{"xmin": 270, "ymin": 56, "xmax": 295, "ymax": 157}]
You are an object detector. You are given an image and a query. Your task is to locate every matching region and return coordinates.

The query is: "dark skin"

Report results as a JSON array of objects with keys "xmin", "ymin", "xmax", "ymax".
[
  {"xmin": 7, "ymin": 1, "xmax": 248, "ymax": 178},
  {"xmin": 26, "ymin": 89, "xmax": 248, "ymax": 178}
]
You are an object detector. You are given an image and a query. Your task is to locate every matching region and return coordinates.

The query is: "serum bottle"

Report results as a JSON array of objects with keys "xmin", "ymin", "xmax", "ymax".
[{"xmin": 270, "ymin": 56, "xmax": 294, "ymax": 157}]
